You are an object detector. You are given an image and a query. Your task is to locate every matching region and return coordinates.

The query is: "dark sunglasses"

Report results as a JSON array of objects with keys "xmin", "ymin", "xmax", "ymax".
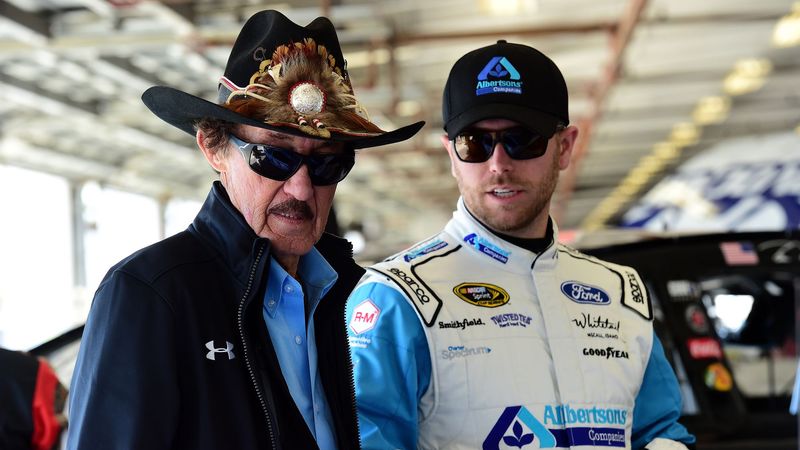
[
  {"xmin": 451, "ymin": 126, "xmax": 553, "ymax": 163},
  {"xmin": 229, "ymin": 134, "xmax": 355, "ymax": 186}
]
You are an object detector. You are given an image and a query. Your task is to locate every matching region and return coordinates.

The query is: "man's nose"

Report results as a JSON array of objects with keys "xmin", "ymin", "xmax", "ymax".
[
  {"xmin": 283, "ymin": 163, "xmax": 314, "ymax": 201},
  {"xmin": 487, "ymin": 141, "xmax": 513, "ymax": 173}
]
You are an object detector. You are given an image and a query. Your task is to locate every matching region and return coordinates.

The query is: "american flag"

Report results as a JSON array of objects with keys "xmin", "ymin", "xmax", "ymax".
[{"xmin": 719, "ymin": 241, "xmax": 759, "ymax": 265}]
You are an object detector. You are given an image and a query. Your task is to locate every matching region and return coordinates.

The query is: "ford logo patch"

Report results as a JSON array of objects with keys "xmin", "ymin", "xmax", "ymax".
[{"xmin": 560, "ymin": 281, "xmax": 611, "ymax": 305}]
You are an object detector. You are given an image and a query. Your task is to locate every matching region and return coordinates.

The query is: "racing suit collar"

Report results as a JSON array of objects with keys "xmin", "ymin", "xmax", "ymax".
[{"xmin": 446, "ymin": 196, "xmax": 558, "ymax": 272}]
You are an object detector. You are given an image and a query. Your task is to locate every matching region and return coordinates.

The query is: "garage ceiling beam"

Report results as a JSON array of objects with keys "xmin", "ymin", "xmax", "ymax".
[{"xmin": 0, "ymin": 0, "xmax": 51, "ymax": 38}]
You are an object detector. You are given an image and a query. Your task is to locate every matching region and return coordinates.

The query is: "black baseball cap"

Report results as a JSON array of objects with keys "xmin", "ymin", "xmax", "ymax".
[{"xmin": 442, "ymin": 40, "xmax": 569, "ymax": 140}]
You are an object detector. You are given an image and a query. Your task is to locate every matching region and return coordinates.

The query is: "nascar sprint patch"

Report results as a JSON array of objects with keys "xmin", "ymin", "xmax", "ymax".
[{"xmin": 453, "ymin": 282, "xmax": 510, "ymax": 307}]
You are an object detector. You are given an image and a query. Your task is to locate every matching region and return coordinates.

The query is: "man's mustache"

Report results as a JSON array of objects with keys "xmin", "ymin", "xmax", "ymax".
[{"xmin": 268, "ymin": 199, "xmax": 313, "ymax": 219}]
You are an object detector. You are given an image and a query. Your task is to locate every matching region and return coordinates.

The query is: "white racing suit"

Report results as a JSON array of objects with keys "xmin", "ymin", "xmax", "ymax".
[{"xmin": 346, "ymin": 198, "xmax": 695, "ymax": 450}]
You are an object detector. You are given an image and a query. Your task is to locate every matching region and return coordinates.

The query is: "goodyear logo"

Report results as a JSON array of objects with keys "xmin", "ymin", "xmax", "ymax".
[
  {"xmin": 560, "ymin": 281, "xmax": 611, "ymax": 305},
  {"xmin": 453, "ymin": 283, "xmax": 510, "ymax": 308}
]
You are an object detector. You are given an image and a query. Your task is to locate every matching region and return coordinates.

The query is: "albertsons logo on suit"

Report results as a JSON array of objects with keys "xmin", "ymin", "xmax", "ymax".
[{"xmin": 483, "ymin": 405, "xmax": 627, "ymax": 449}]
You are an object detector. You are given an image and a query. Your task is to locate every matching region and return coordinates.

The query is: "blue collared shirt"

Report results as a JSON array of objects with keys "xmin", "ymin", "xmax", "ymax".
[{"xmin": 263, "ymin": 248, "xmax": 339, "ymax": 450}]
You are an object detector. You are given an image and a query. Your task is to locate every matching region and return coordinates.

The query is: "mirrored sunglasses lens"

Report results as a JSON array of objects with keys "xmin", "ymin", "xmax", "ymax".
[
  {"xmin": 454, "ymin": 134, "xmax": 492, "ymax": 163},
  {"xmin": 502, "ymin": 128, "xmax": 548, "ymax": 159},
  {"xmin": 249, "ymin": 145, "xmax": 301, "ymax": 180},
  {"xmin": 307, "ymin": 154, "xmax": 355, "ymax": 185}
]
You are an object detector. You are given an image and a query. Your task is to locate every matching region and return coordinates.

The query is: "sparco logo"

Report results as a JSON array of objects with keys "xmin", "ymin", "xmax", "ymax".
[
  {"xmin": 205, "ymin": 340, "xmax": 235, "ymax": 360},
  {"xmin": 626, "ymin": 272, "xmax": 644, "ymax": 304},
  {"xmin": 561, "ymin": 281, "xmax": 611, "ymax": 305},
  {"xmin": 389, "ymin": 268, "xmax": 430, "ymax": 304},
  {"xmin": 583, "ymin": 347, "xmax": 629, "ymax": 359},
  {"xmin": 453, "ymin": 283, "xmax": 510, "ymax": 308}
]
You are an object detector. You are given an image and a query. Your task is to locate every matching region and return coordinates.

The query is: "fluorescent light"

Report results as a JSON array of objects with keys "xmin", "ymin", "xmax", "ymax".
[
  {"xmin": 693, "ymin": 96, "xmax": 731, "ymax": 125},
  {"xmin": 669, "ymin": 122, "xmax": 701, "ymax": 147},
  {"xmin": 481, "ymin": 0, "xmax": 538, "ymax": 16},
  {"xmin": 723, "ymin": 58, "xmax": 772, "ymax": 96},
  {"xmin": 772, "ymin": 2, "xmax": 800, "ymax": 47}
]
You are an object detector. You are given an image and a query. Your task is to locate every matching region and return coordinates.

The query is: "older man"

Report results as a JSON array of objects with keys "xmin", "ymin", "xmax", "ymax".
[{"xmin": 67, "ymin": 10, "xmax": 422, "ymax": 450}]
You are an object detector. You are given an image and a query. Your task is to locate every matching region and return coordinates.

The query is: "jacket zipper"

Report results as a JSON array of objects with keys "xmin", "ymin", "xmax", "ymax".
[
  {"xmin": 342, "ymin": 241, "xmax": 362, "ymax": 447},
  {"xmin": 344, "ymin": 318, "xmax": 361, "ymax": 446},
  {"xmin": 237, "ymin": 243, "xmax": 277, "ymax": 449}
]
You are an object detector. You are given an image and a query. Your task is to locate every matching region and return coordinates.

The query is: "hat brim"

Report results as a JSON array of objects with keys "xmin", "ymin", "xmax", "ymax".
[
  {"xmin": 142, "ymin": 86, "xmax": 424, "ymax": 149},
  {"xmin": 445, "ymin": 103, "xmax": 562, "ymax": 140}
]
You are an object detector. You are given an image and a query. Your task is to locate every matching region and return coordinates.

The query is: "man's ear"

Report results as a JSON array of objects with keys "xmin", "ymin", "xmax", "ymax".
[
  {"xmin": 440, "ymin": 134, "xmax": 458, "ymax": 178},
  {"xmin": 556, "ymin": 125, "xmax": 579, "ymax": 171},
  {"xmin": 197, "ymin": 130, "xmax": 226, "ymax": 173}
]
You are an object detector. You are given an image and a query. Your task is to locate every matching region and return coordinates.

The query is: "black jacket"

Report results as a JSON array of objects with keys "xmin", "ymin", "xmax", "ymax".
[{"xmin": 67, "ymin": 182, "xmax": 363, "ymax": 450}]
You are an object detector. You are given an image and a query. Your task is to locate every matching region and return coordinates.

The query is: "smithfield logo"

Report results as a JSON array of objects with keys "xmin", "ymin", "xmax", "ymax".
[
  {"xmin": 476, "ymin": 56, "xmax": 523, "ymax": 96},
  {"xmin": 561, "ymin": 281, "xmax": 611, "ymax": 305},
  {"xmin": 439, "ymin": 317, "xmax": 485, "ymax": 330},
  {"xmin": 205, "ymin": 340, "xmax": 235, "ymax": 361},
  {"xmin": 453, "ymin": 283, "xmax": 510, "ymax": 308},
  {"xmin": 403, "ymin": 239, "xmax": 448, "ymax": 262},
  {"xmin": 464, "ymin": 233, "xmax": 510, "ymax": 264}
]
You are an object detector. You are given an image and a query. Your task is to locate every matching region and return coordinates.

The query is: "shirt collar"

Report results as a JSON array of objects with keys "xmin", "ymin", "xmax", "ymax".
[{"xmin": 263, "ymin": 246, "xmax": 338, "ymax": 317}]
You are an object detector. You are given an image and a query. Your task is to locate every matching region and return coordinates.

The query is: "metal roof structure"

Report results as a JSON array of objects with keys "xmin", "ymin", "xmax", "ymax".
[{"xmin": 1, "ymin": 0, "xmax": 798, "ymax": 258}]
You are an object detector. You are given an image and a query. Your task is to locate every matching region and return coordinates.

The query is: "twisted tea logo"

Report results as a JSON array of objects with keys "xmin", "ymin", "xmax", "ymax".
[
  {"xmin": 453, "ymin": 283, "xmax": 510, "ymax": 308},
  {"xmin": 205, "ymin": 340, "xmax": 235, "ymax": 360},
  {"xmin": 626, "ymin": 273, "xmax": 644, "ymax": 304},
  {"xmin": 389, "ymin": 268, "xmax": 430, "ymax": 304}
]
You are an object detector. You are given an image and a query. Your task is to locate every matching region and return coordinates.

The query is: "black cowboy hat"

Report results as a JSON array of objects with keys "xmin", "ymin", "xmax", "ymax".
[{"xmin": 142, "ymin": 10, "xmax": 424, "ymax": 149}]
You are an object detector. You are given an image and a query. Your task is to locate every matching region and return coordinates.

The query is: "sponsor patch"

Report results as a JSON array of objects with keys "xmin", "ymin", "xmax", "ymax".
[
  {"xmin": 687, "ymin": 337, "xmax": 723, "ymax": 359},
  {"xmin": 561, "ymin": 281, "xmax": 611, "ymax": 305},
  {"xmin": 349, "ymin": 299, "xmax": 381, "ymax": 335},
  {"xmin": 438, "ymin": 317, "xmax": 485, "ymax": 330},
  {"xmin": 348, "ymin": 335, "xmax": 372, "ymax": 349},
  {"xmin": 440, "ymin": 345, "xmax": 491, "ymax": 360},
  {"xmin": 571, "ymin": 313, "xmax": 620, "ymax": 331},
  {"xmin": 684, "ymin": 304, "xmax": 710, "ymax": 334},
  {"xmin": 543, "ymin": 405, "xmax": 627, "ymax": 426},
  {"xmin": 491, "ymin": 312, "xmax": 533, "ymax": 328},
  {"xmin": 453, "ymin": 282, "xmax": 510, "ymax": 308},
  {"xmin": 403, "ymin": 239, "xmax": 448, "ymax": 262},
  {"xmin": 582, "ymin": 346, "xmax": 629, "ymax": 359},
  {"xmin": 463, "ymin": 233, "xmax": 510, "ymax": 264},
  {"xmin": 704, "ymin": 362, "xmax": 733, "ymax": 392},
  {"xmin": 483, "ymin": 405, "xmax": 627, "ymax": 449},
  {"xmin": 625, "ymin": 272, "xmax": 644, "ymax": 304},
  {"xmin": 388, "ymin": 268, "xmax": 430, "ymax": 304},
  {"xmin": 475, "ymin": 56, "xmax": 523, "ymax": 96}
]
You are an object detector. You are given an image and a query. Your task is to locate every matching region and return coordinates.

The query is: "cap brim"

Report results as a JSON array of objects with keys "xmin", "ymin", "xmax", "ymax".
[
  {"xmin": 445, "ymin": 103, "xmax": 561, "ymax": 140},
  {"xmin": 142, "ymin": 86, "xmax": 424, "ymax": 149}
]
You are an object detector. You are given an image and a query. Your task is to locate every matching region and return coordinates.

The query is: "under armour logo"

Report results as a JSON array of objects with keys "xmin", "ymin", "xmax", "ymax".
[{"xmin": 205, "ymin": 340, "xmax": 235, "ymax": 360}]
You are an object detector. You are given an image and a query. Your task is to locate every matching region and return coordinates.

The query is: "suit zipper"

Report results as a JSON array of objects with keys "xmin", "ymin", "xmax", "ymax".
[
  {"xmin": 344, "ymin": 301, "xmax": 361, "ymax": 446},
  {"xmin": 237, "ymin": 243, "xmax": 277, "ymax": 449}
]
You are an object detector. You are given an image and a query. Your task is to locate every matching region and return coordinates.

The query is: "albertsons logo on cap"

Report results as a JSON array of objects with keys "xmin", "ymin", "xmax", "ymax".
[{"xmin": 476, "ymin": 56, "xmax": 523, "ymax": 96}]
